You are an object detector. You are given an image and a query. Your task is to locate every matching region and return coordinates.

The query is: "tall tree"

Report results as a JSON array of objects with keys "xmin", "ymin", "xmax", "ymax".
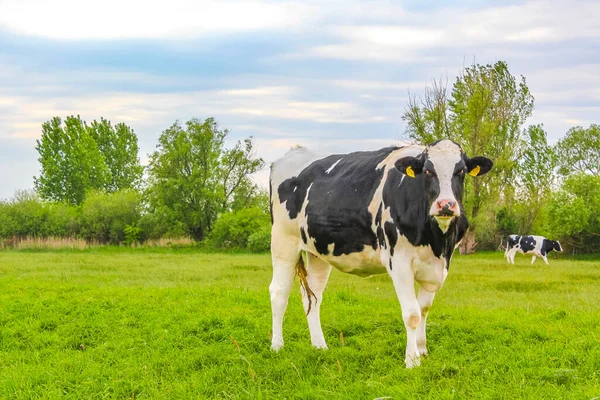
[
  {"xmin": 35, "ymin": 116, "xmax": 109, "ymax": 205},
  {"xmin": 146, "ymin": 117, "xmax": 263, "ymax": 241},
  {"xmin": 403, "ymin": 61, "xmax": 534, "ymax": 252},
  {"xmin": 220, "ymin": 137, "xmax": 265, "ymax": 211},
  {"xmin": 35, "ymin": 115, "xmax": 143, "ymax": 205},
  {"xmin": 516, "ymin": 124, "xmax": 557, "ymax": 233},
  {"xmin": 88, "ymin": 118, "xmax": 144, "ymax": 192},
  {"xmin": 554, "ymin": 124, "xmax": 600, "ymax": 177}
]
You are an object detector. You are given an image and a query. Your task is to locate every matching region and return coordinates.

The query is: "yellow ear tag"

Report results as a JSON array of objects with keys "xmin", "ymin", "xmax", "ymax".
[
  {"xmin": 469, "ymin": 165, "xmax": 481, "ymax": 177},
  {"xmin": 406, "ymin": 166, "xmax": 415, "ymax": 178}
]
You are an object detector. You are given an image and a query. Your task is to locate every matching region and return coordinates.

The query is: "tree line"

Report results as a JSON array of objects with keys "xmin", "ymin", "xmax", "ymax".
[
  {"xmin": 0, "ymin": 60, "xmax": 598, "ymax": 253},
  {"xmin": 0, "ymin": 116, "xmax": 270, "ymax": 251}
]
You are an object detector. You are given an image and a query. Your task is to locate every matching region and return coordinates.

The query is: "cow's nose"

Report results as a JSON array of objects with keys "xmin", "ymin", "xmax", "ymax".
[{"xmin": 434, "ymin": 199, "xmax": 459, "ymax": 217}]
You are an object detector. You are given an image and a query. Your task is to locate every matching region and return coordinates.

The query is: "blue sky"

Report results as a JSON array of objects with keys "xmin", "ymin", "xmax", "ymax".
[{"xmin": 1, "ymin": 0, "xmax": 599, "ymax": 199}]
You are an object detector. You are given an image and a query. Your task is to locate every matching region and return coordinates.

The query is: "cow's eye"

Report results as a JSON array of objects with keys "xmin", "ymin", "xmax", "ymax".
[
  {"xmin": 424, "ymin": 169, "xmax": 436, "ymax": 176},
  {"xmin": 456, "ymin": 169, "xmax": 466, "ymax": 176}
]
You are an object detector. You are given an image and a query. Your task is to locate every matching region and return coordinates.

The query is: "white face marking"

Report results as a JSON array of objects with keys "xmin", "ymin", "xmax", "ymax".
[
  {"xmin": 325, "ymin": 158, "xmax": 343, "ymax": 174},
  {"xmin": 426, "ymin": 141, "xmax": 463, "ymax": 219}
]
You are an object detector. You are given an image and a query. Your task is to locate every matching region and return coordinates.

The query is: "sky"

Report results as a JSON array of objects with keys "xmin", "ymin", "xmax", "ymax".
[{"xmin": 0, "ymin": 0, "xmax": 599, "ymax": 199}]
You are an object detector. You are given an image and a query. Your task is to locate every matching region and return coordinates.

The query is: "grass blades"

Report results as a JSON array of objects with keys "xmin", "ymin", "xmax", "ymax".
[{"xmin": 0, "ymin": 249, "xmax": 599, "ymax": 399}]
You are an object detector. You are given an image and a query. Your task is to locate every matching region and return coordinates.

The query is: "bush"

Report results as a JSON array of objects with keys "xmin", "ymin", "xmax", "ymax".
[
  {"xmin": 208, "ymin": 207, "xmax": 270, "ymax": 249},
  {"xmin": 0, "ymin": 190, "xmax": 78, "ymax": 239},
  {"xmin": 79, "ymin": 190, "xmax": 142, "ymax": 244},
  {"xmin": 247, "ymin": 225, "xmax": 271, "ymax": 252},
  {"xmin": 544, "ymin": 173, "xmax": 600, "ymax": 253}
]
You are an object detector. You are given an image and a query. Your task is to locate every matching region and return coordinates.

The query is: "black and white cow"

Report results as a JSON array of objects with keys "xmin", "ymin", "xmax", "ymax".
[
  {"xmin": 505, "ymin": 235, "xmax": 562, "ymax": 265},
  {"xmin": 268, "ymin": 139, "xmax": 493, "ymax": 368}
]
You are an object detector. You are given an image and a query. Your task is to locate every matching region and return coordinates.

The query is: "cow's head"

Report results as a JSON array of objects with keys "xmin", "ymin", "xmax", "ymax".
[
  {"xmin": 395, "ymin": 139, "xmax": 493, "ymax": 232},
  {"xmin": 553, "ymin": 240, "xmax": 563, "ymax": 252}
]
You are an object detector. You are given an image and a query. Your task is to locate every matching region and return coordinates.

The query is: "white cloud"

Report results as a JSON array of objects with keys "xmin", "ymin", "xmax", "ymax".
[
  {"xmin": 0, "ymin": 0, "xmax": 315, "ymax": 39},
  {"xmin": 292, "ymin": 0, "xmax": 600, "ymax": 62}
]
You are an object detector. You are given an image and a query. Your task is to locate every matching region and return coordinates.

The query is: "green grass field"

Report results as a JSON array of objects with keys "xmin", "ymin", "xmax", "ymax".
[{"xmin": 0, "ymin": 248, "xmax": 599, "ymax": 399}]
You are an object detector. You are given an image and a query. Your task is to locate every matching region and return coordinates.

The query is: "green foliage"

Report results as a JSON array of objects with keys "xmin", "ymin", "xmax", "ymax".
[
  {"xmin": 123, "ymin": 224, "xmax": 142, "ymax": 246},
  {"xmin": 88, "ymin": 118, "xmax": 144, "ymax": 192},
  {"xmin": 0, "ymin": 250, "xmax": 599, "ymax": 398},
  {"xmin": 208, "ymin": 207, "xmax": 270, "ymax": 249},
  {"xmin": 545, "ymin": 174, "xmax": 600, "ymax": 252},
  {"xmin": 247, "ymin": 224, "xmax": 271, "ymax": 252},
  {"xmin": 137, "ymin": 209, "xmax": 187, "ymax": 241},
  {"xmin": 34, "ymin": 116, "xmax": 143, "ymax": 205},
  {"xmin": 78, "ymin": 190, "xmax": 142, "ymax": 244},
  {"xmin": 0, "ymin": 190, "xmax": 78, "ymax": 239},
  {"xmin": 35, "ymin": 116, "xmax": 109, "ymax": 205},
  {"xmin": 146, "ymin": 118, "xmax": 264, "ymax": 241},
  {"xmin": 555, "ymin": 124, "xmax": 600, "ymax": 176},
  {"xmin": 495, "ymin": 207, "xmax": 517, "ymax": 238}
]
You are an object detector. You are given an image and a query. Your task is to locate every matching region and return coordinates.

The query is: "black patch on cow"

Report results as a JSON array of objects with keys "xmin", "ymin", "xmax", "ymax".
[
  {"xmin": 269, "ymin": 176, "xmax": 274, "ymax": 225},
  {"xmin": 277, "ymin": 177, "xmax": 304, "ymax": 219},
  {"xmin": 389, "ymin": 258, "xmax": 393, "ymax": 270},
  {"xmin": 375, "ymin": 204, "xmax": 382, "ymax": 226},
  {"xmin": 278, "ymin": 147, "xmax": 399, "ymax": 256},
  {"xmin": 520, "ymin": 236, "xmax": 536, "ymax": 253},
  {"xmin": 507, "ymin": 235, "xmax": 520, "ymax": 250},
  {"xmin": 300, "ymin": 227, "xmax": 307, "ymax": 244},
  {"xmin": 541, "ymin": 239, "xmax": 556, "ymax": 256},
  {"xmin": 376, "ymin": 226, "xmax": 385, "ymax": 249},
  {"xmin": 383, "ymin": 152, "xmax": 469, "ymax": 270},
  {"xmin": 384, "ymin": 221, "xmax": 398, "ymax": 257}
]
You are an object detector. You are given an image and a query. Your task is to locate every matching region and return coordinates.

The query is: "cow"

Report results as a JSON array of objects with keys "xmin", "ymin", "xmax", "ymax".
[
  {"xmin": 505, "ymin": 235, "xmax": 562, "ymax": 265},
  {"xmin": 268, "ymin": 139, "xmax": 493, "ymax": 368}
]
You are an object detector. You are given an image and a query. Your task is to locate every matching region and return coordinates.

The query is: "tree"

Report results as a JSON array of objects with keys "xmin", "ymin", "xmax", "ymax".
[
  {"xmin": 220, "ymin": 138, "xmax": 265, "ymax": 211},
  {"xmin": 515, "ymin": 124, "xmax": 557, "ymax": 233},
  {"xmin": 403, "ymin": 61, "xmax": 535, "ymax": 253},
  {"xmin": 35, "ymin": 116, "xmax": 109, "ymax": 205},
  {"xmin": 34, "ymin": 115, "xmax": 143, "ymax": 205},
  {"xmin": 554, "ymin": 124, "xmax": 600, "ymax": 177},
  {"xmin": 146, "ymin": 117, "xmax": 264, "ymax": 241},
  {"xmin": 545, "ymin": 174, "xmax": 600, "ymax": 253},
  {"xmin": 88, "ymin": 118, "xmax": 144, "ymax": 192}
]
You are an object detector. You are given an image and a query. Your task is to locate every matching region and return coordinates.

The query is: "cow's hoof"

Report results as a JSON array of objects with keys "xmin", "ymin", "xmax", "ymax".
[
  {"xmin": 271, "ymin": 339, "xmax": 284, "ymax": 351},
  {"xmin": 405, "ymin": 354, "xmax": 421, "ymax": 368},
  {"xmin": 418, "ymin": 347, "xmax": 428, "ymax": 357},
  {"xmin": 312, "ymin": 343, "xmax": 328, "ymax": 350}
]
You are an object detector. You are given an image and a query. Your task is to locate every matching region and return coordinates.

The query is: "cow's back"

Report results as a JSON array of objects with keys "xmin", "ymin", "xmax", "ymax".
[{"xmin": 270, "ymin": 145, "xmax": 413, "ymax": 260}]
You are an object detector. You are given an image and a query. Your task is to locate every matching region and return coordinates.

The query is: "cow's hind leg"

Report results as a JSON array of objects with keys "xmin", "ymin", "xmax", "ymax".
[
  {"xmin": 531, "ymin": 255, "xmax": 536, "ymax": 264},
  {"xmin": 301, "ymin": 253, "xmax": 332, "ymax": 349},
  {"xmin": 416, "ymin": 286, "xmax": 436, "ymax": 357},
  {"xmin": 269, "ymin": 237, "xmax": 301, "ymax": 351}
]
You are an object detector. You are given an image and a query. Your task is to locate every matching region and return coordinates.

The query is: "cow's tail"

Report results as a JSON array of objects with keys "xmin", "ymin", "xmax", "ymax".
[{"xmin": 295, "ymin": 253, "xmax": 317, "ymax": 316}]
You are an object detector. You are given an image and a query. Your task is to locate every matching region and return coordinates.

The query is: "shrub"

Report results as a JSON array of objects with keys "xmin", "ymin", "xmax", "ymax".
[
  {"xmin": 247, "ymin": 225, "xmax": 271, "ymax": 252},
  {"xmin": 79, "ymin": 190, "xmax": 141, "ymax": 244},
  {"xmin": 208, "ymin": 207, "xmax": 270, "ymax": 249}
]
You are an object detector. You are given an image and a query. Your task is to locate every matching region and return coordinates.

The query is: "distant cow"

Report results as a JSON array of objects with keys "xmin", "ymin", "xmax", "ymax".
[
  {"xmin": 269, "ymin": 139, "xmax": 493, "ymax": 368},
  {"xmin": 505, "ymin": 235, "xmax": 563, "ymax": 264}
]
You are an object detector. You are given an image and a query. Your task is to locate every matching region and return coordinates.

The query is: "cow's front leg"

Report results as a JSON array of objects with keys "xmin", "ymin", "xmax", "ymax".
[
  {"xmin": 542, "ymin": 255, "xmax": 549, "ymax": 265},
  {"xmin": 416, "ymin": 286, "xmax": 436, "ymax": 357},
  {"xmin": 531, "ymin": 255, "xmax": 536, "ymax": 264},
  {"xmin": 389, "ymin": 257, "xmax": 421, "ymax": 368}
]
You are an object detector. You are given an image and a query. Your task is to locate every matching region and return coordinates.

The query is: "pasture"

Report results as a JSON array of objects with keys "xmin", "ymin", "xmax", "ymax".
[{"xmin": 0, "ymin": 248, "xmax": 599, "ymax": 399}]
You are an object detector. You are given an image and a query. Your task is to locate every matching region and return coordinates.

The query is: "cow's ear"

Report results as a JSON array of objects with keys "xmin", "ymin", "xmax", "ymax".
[
  {"xmin": 466, "ymin": 156, "xmax": 493, "ymax": 177},
  {"xmin": 395, "ymin": 156, "xmax": 424, "ymax": 178}
]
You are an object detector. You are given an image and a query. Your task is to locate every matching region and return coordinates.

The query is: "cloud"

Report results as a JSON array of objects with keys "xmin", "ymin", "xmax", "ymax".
[
  {"xmin": 0, "ymin": 0, "xmax": 316, "ymax": 40},
  {"xmin": 289, "ymin": 0, "xmax": 600, "ymax": 62}
]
